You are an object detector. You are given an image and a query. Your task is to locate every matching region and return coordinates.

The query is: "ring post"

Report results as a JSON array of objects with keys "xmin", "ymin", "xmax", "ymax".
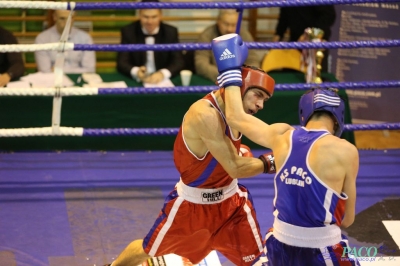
[{"xmin": 235, "ymin": 0, "xmax": 244, "ymax": 34}]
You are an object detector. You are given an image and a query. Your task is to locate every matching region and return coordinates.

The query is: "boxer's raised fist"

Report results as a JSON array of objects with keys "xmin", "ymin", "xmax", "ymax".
[{"xmin": 211, "ymin": 33, "xmax": 248, "ymax": 88}]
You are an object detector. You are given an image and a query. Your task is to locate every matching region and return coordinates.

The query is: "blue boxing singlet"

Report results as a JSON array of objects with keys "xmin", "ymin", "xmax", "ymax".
[{"xmin": 273, "ymin": 127, "xmax": 348, "ymax": 228}]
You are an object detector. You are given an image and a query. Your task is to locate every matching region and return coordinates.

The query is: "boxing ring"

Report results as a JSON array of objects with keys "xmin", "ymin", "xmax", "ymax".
[{"xmin": 0, "ymin": 0, "xmax": 400, "ymax": 265}]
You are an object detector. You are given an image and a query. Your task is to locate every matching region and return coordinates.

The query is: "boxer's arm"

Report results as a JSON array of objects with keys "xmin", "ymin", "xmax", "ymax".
[
  {"xmin": 193, "ymin": 105, "xmax": 264, "ymax": 179},
  {"xmin": 341, "ymin": 143, "xmax": 359, "ymax": 228},
  {"xmin": 225, "ymin": 84, "xmax": 292, "ymax": 149}
]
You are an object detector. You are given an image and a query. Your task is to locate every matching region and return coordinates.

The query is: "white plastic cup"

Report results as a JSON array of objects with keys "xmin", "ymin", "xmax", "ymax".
[{"xmin": 180, "ymin": 70, "xmax": 192, "ymax": 86}]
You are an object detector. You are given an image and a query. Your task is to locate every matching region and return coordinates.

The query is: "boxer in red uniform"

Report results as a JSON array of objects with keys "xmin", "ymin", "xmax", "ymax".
[{"xmin": 108, "ymin": 51, "xmax": 277, "ymax": 265}]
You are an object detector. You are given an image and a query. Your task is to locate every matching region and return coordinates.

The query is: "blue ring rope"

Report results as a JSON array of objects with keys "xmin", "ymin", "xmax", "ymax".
[
  {"xmin": 72, "ymin": 0, "xmax": 400, "ymax": 10},
  {"xmin": 98, "ymin": 81, "xmax": 400, "ymax": 95},
  {"xmin": 82, "ymin": 123, "xmax": 400, "ymax": 136},
  {"xmin": 74, "ymin": 39, "xmax": 400, "ymax": 52}
]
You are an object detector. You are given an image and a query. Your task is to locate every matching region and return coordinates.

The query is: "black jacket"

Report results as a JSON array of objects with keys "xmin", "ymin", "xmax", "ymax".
[
  {"xmin": 0, "ymin": 26, "xmax": 25, "ymax": 80},
  {"xmin": 275, "ymin": 6, "xmax": 336, "ymax": 42}
]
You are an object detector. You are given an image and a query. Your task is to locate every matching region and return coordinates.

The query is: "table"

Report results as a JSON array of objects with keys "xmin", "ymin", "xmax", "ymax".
[{"xmin": 0, "ymin": 71, "xmax": 354, "ymax": 151}]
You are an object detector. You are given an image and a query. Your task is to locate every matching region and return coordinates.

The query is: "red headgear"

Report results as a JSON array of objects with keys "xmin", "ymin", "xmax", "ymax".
[
  {"xmin": 219, "ymin": 65, "xmax": 275, "ymax": 101},
  {"xmin": 240, "ymin": 65, "xmax": 275, "ymax": 97}
]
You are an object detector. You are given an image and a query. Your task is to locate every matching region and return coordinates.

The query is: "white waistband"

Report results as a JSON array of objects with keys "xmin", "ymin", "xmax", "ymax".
[
  {"xmin": 273, "ymin": 218, "xmax": 342, "ymax": 248},
  {"xmin": 176, "ymin": 178, "xmax": 239, "ymax": 204}
]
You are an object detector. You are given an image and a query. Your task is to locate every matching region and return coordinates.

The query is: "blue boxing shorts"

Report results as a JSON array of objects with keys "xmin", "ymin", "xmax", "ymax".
[{"xmin": 252, "ymin": 229, "xmax": 361, "ymax": 266}]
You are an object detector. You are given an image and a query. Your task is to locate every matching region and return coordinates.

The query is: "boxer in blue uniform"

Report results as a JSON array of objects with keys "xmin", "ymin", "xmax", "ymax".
[{"xmin": 211, "ymin": 33, "xmax": 360, "ymax": 265}]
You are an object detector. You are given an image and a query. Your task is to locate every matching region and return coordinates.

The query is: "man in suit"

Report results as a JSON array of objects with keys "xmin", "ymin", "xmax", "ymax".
[{"xmin": 117, "ymin": 0, "xmax": 185, "ymax": 84}]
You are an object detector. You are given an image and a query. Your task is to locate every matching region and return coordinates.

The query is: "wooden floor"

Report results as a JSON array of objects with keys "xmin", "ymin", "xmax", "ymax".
[{"xmin": 355, "ymin": 130, "xmax": 400, "ymax": 150}]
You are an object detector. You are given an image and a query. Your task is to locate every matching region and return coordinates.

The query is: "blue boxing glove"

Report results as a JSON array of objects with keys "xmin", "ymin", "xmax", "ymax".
[{"xmin": 211, "ymin": 33, "xmax": 248, "ymax": 88}]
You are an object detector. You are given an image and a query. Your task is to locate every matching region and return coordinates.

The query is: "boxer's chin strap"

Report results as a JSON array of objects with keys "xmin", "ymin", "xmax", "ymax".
[{"xmin": 52, "ymin": 7, "xmax": 75, "ymax": 135}]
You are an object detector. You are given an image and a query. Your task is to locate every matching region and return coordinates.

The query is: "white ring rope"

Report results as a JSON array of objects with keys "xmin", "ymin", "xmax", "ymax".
[
  {"xmin": 0, "ymin": 87, "xmax": 99, "ymax": 96},
  {"xmin": 0, "ymin": 1, "xmax": 73, "ymax": 10},
  {"xmin": 0, "ymin": 43, "xmax": 74, "ymax": 53},
  {"xmin": 0, "ymin": 127, "xmax": 84, "ymax": 137}
]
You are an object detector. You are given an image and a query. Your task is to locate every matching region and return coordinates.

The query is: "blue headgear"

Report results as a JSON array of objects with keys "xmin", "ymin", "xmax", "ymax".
[{"xmin": 298, "ymin": 88, "xmax": 345, "ymax": 137}]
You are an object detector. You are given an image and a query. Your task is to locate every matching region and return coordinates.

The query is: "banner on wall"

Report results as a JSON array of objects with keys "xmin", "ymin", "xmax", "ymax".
[{"xmin": 330, "ymin": 3, "xmax": 400, "ymax": 123}]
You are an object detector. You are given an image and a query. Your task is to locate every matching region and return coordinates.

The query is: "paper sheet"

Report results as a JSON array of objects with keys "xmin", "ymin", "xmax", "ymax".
[
  {"xmin": 20, "ymin": 72, "xmax": 74, "ymax": 88},
  {"xmin": 81, "ymin": 73, "xmax": 103, "ymax": 84},
  {"xmin": 83, "ymin": 81, "xmax": 128, "ymax": 88},
  {"xmin": 144, "ymin": 78, "xmax": 175, "ymax": 88},
  {"xmin": 6, "ymin": 80, "xmax": 31, "ymax": 88}
]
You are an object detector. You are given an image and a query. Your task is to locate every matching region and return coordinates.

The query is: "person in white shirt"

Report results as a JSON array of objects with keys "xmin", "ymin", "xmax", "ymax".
[{"xmin": 34, "ymin": 10, "xmax": 96, "ymax": 74}]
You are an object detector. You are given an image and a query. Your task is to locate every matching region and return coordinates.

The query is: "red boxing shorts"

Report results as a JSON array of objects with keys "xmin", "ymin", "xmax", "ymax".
[{"xmin": 143, "ymin": 179, "xmax": 264, "ymax": 265}]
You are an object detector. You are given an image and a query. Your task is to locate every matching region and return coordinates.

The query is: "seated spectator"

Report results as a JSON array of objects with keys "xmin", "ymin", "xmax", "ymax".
[
  {"xmin": 0, "ymin": 26, "xmax": 25, "ymax": 87},
  {"xmin": 35, "ymin": 10, "xmax": 95, "ymax": 74},
  {"xmin": 117, "ymin": 0, "xmax": 184, "ymax": 84},
  {"xmin": 195, "ymin": 9, "xmax": 260, "ymax": 82}
]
